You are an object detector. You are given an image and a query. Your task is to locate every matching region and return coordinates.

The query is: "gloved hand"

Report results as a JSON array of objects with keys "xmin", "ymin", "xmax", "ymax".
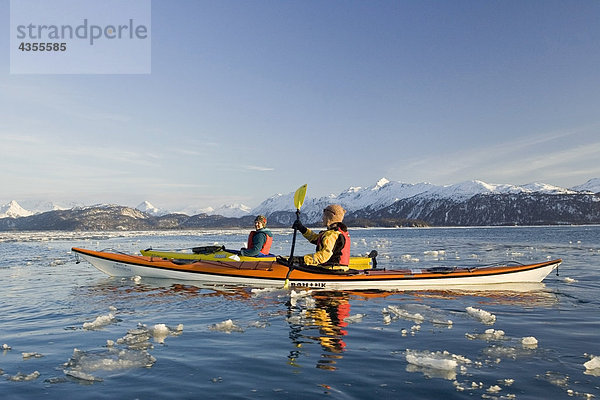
[
  {"xmin": 289, "ymin": 256, "xmax": 305, "ymax": 266},
  {"xmin": 292, "ymin": 220, "xmax": 307, "ymax": 234}
]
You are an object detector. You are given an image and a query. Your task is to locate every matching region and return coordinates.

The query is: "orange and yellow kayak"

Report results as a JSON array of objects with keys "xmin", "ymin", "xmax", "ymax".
[{"xmin": 72, "ymin": 247, "xmax": 561, "ymax": 291}]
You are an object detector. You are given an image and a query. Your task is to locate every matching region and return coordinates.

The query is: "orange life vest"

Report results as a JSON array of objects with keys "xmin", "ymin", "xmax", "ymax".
[
  {"xmin": 317, "ymin": 225, "xmax": 350, "ymax": 266},
  {"xmin": 247, "ymin": 230, "xmax": 273, "ymax": 255}
]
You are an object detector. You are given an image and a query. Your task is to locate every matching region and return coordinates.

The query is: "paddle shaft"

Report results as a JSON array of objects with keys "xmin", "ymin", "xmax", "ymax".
[
  {"xmin": 288, "ymin": 209, "xmax": 300, "ymax": 262},
  {"xmin": 284, "ymin": 209, "xmax": 301, "ymax": 288}
]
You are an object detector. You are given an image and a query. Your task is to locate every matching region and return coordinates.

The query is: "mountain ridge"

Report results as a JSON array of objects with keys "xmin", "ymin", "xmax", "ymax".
[{"xmin": 1, "ymin": 178, "xmax": 599, "ymax": 229}]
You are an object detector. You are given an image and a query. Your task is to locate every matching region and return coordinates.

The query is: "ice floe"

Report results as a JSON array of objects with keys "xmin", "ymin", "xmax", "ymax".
[
  {"xmin": 382, "ymin": 304, "xmax": 453, "ymax": 329},
  {"xmin": 466, "ymin": 306, "xmax": 496, "ymax": 325},
  {"xmin": 6, "ymin": 370, "xmax": 40, "ymax": 381},
  {"xmin": 2, "ymin": 343, "xmax": 11, "ymax": 350},
  {"xmin": 465, "ymin": 328, "xmax": 506, "ymax": 341},
  {"xmin": 486, "ymin": 384, "xmax": 502, "ymax": 393},
  {"xmin": 63, "ymin": 347, "xmax": 156, "ymax": 381},
  {"xmin": 22, "ymin": 352, "xmax": 44, "ymax": 359},
  {"xmin": 289, "ymin": 290, "xmax": 315, "ymax": 308},
  {"xmin": 344, "ymin": 313, "xmax": 365, "ymax": 324},
  {"xmin": 584, "ymin": 354, "xmax": 600, "ymax": 376},
  {"xmin": 61, "ymin": 322, "xmax": 181, "ymax": 382},
  {"xmin": 150, "ymin": 323, "xmax": 175, "ymax": 344},
  {"xmin": 385, "ymin": 305, "xmax": 424, "ymax": 323},
  {"xmin": 404, "ymin": 349, "xmax": 471, "ymax": 381},
  {"xmin": 82, "ymin": 313, "xmax": 117, "ymax": 330},
  {"xmin": 210, "ymin": 319, "xmax": 244, "ymax": 333},
  {"xmin": 521, "ymin": 336, "xmax": 538, "ymax": 349}
]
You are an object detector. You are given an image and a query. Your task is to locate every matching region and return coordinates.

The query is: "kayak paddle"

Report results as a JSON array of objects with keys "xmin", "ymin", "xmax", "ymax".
[{"xmin": 284, "ymin": 184, "xmax": 307, "ymax": 289}]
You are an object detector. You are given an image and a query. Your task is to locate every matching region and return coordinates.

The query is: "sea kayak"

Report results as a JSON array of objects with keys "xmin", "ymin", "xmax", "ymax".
[
  {"xmin": 72, "ymin": 247, "xmax": 561, "ymax": 291},
  {"xmin": 139, "ymin": 246, "xmax": 375, "ymax": 269}
]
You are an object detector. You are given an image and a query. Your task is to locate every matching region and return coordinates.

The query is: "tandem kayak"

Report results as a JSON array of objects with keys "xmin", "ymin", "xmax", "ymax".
[{"xmin": 72, "ymin": 247, "xmax": 561, "ymax": 291}]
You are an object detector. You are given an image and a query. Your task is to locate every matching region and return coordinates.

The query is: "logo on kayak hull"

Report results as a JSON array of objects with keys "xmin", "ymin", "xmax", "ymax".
[{"xmin": 290, "ymin": 282, "xmax": 327, "ymax": 288}]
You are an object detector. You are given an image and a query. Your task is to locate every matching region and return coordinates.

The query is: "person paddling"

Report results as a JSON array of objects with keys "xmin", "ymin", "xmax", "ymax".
[
  {"xmin": 291, "ymin": 204, "xmax": 350, "ymax": 270},
  {"xmin": 240, "ymin": 215, "xmax": 273, "ymax": 257}
]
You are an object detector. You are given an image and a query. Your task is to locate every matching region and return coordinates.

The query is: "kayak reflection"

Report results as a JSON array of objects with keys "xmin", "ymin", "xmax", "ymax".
[{"xmin": 287, "ymin": 291, "xmax": 351, "ymax": 370}]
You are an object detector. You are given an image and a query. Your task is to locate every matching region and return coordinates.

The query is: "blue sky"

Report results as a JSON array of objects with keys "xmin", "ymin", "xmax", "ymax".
[{"xmin": 1, "ymin": 0, "xmax": 599, "ymax": 211}]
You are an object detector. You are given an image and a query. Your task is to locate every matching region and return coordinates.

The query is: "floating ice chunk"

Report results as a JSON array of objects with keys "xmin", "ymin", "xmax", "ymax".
[
  {"xmin": 65, "ymin": 370, "xmax": 104, "ymax": 382},
  {"xmin": 210, "ymin": 319, "xmax": 244, "ymax": 333},
  {"xmin": 401, "ymin": 254, "xmax": 419, "ymax": 262},
  {"xmin": 64, "ymin": 347, "xmax": 156, "ymax": 377},
  {"xmin": 487, "ymin": 385, "xmax": 502, "ymax": 393},
  {"xmin": 387, "ymin": 305, "xmax": 425, "ymax": 322},
  {"xmin": 432, "ymin": 318, "xmax": 453, "ymax": 326},
  {"xmin": 7, "ymin": 371, "xmax": 40, "ymax": 381},
  {"xmin": 521, "ymin": 336, "xmax": 538, "ymax": 349},
  {"xmin": 289, "ymin": 290, "xmax": 312, "ymax": 307},
  {"xmin": 251, "ymin": 287, "xmax": 276, "ymax": 296},
  {"xmin": 502, "ymin": 378, "xmax": 515, "ymax": 386},
  {"xmin": 247, "ymin": 320, "xmax": 269, "ymax": 329},
  {"xmin": 150, "ymin": 324, "xmax": 170, "ymax": 344},
  {"xmin": 22, "ymin": 352, "xmax": 44, "ymax": 359},
  {"xmin": 109, "ymin": 306, "xmax": 118, "ymax": 311},
  {"xmin": 563, "ymin": 277, "xmax": 577, "ymax": 283},
  {"xmin": 132, "ymin": 275, "xmax": 142, "ymax": 283},
  {"xmin": 83, "ymin": 313, "xmax": 116, "ymax": 330},
  {"xmin": 2, "ymin": 343, "xmax": 11, "ymax": 350},
  {"xmin": 405, "ymin": 349, "xmax": 458, "ymax": 371},
  {"xmin": 584, "ymin": 355, "xmax": 600, "ymax": 375},
  {"xmin": 465, "ymin": 329, "xmax": 506, "ymax": 341},
  {"xmin": 116, "ymin": 325, "xmax": 152, "ymax": 349},
  {"xmin": 466, "ymin": 307, "xmax": 496, "ymax": 325},
  {"xmin": 344, "ymin": 314, "xmax": 365, "ymax": 324}
]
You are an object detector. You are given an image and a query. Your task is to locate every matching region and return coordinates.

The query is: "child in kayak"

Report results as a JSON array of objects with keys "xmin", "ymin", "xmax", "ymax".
[
  {"xmin": 240, "ymin": 215, "xmax": 274, "ymax": 257},
  {"xmin": 292, "ymin": 204, "xmax": 350, "ymax": 269}
]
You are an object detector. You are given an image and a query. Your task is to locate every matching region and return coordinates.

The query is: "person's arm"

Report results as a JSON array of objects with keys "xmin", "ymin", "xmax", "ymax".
[
  {"xmin": 240, "ymin": 232, "xmax": 266, "ymax": 257},
  {"xmin": 303, "ymin": 230, "xmax": 339, "ymax": 265},
  {"xmin": 302, "ymin": 228, "xmax": 320, "ymax": 244}
]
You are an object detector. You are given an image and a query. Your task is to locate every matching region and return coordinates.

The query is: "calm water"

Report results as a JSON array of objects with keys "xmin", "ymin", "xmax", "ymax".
[{"xmin": 1, "ymin": 226, "xmax": 599, "ymax": 399}]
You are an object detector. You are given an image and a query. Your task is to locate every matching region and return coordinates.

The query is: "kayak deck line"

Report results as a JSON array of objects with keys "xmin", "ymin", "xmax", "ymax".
[{"xmin": 72, "ymin": 247, "xmax": 562, "ymax": 290}]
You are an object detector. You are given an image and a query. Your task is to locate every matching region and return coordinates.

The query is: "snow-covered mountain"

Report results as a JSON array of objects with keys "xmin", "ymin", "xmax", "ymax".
[
  {"xmin": 251, "ymin": 177, "xmax": 594, "ymax": 223},
  {"xmin": 211, "ymin": 203, "xmax": 251, "ymax": 218},
  {"xmin": 135, "ymin": 201, "xmax": 162, "ymax": 216},
  {"xmin": 2, "ymin": 177, "xmax": 598, "ymax": 224},
  {"xmin": 0, "ymin": 200, "xmax": 34, "ymax": 218},
  {"xmin": 571, "ymin": 178, "xmax": 600, "ymax": 194}
]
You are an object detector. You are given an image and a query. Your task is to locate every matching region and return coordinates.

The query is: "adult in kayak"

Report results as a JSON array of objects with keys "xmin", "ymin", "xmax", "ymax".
[
  {"xmin": 240, "ymin": 215, "xmax": 274, "ymax": 257},
  {"xmin": 292, "ymin": 204, "xmax": 351, "ymax": 270}
]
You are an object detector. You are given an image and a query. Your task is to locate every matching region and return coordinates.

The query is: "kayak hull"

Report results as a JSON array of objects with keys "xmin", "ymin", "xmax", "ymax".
[{"xmin": 72, "ymin": 248, "xmax": 561, "ymax": 291}]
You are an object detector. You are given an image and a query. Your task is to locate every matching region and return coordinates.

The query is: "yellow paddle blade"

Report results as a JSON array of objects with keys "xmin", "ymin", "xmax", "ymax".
[{"xmin": 293, "ymin": 184, "xmax": 307, "ymax": 210}]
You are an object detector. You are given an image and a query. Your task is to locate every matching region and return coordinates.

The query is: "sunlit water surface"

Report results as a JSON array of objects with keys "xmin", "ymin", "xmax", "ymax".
[{"xmin": 1, "ymin": 226, "xmax": 599, "ymax": 399}]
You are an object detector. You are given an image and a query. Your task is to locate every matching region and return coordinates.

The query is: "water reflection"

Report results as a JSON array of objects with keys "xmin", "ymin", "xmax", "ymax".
[{"xmin": 286, "ymin": 291, "xmax": 351, "ymax": 370}]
